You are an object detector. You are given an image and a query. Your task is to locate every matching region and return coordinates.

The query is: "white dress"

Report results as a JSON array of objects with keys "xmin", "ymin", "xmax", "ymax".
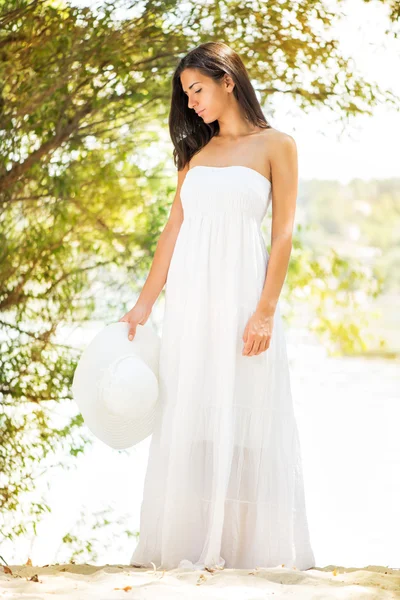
[{"xmin": 130, "ymin": 165, "xmax": 315, "ymax": 571}]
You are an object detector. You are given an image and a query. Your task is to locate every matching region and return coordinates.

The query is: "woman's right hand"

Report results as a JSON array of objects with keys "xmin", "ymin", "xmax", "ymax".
[{"xmin": 118, "ymin": 301, "xmax": 153, "ymax": 341}]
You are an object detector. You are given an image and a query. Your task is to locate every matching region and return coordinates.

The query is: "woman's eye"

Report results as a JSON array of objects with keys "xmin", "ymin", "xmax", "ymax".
[{"xmin": 195, "ymin": 89, "xmax": 202, "ymax": 94}]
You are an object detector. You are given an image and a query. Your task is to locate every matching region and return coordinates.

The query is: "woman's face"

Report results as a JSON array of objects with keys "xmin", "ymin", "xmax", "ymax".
[{"xmin": 180, "ymin": 68, "xmax": 233, "ymax": 123}]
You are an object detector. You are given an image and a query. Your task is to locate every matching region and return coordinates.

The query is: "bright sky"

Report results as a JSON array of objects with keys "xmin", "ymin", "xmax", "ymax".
[{"xmin": 268, "ymin": 0, "xmax": 400, "ymax": 183}]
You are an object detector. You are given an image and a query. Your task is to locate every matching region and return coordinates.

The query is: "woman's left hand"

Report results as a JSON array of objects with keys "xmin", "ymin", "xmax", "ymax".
[{"xmin": 242, "ymin": 309, "xmax": 275, "ymax": 356}]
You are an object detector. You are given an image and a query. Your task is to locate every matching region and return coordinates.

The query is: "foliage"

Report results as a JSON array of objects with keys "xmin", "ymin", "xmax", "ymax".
[
  {"xmin": 286, "ymin": 230, "xmax": 385, "ymax": 356},
  {"xmin": 298, "ymin": 178, "xmax": 400, "ymax": 292},
  {"xmin": 58, "ymin": 505, "xmax": 138, "ymax": 565}
]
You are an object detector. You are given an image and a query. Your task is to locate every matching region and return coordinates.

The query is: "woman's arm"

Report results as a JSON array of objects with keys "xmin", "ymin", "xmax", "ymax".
[
  {"xmin": 119, "ymin": 166, "xmax": 188, "ymax": 339},
  {"xmin": 257, "ymin": 133, "xmax": 298, "ymax": 316},
  {"xmin": 242, "ymin": 133, "xmax": 298, "ymax": 356},
  {"xmin": 136, "ymin": 167, "xmax": 187, "ymax": 309}
]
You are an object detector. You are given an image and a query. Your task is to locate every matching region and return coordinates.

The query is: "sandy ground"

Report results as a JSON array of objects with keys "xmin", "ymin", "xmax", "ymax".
[{"xmin": 1, "ymin": 562, "xmax": 399, "ymax": 599}]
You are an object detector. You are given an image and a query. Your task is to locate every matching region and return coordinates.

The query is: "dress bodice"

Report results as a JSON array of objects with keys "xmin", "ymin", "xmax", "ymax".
[{"xmin": 180, "ymin": 165, "xmax": 272, "ymax": 224}]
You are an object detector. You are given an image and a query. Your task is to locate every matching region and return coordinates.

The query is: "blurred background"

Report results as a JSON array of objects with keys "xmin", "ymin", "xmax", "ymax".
[{"xmin": 1, "ymin": 0, "xmax": 399, "ymax": 570}]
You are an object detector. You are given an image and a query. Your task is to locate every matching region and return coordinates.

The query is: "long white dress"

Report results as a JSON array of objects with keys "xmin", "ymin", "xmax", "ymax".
[{"xmin": 130, "ymin": 165, "xmax": 315, "ymax": 571}]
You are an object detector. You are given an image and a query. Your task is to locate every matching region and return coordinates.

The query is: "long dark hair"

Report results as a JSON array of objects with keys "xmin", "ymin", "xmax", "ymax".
[{"xmin": 169, "ymin": 41, "xmax": 272, "ymax": 171}]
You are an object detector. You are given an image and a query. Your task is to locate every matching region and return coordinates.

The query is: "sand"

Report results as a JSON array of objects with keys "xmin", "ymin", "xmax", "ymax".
[{"xmin": 1, "ymin": 562, "xmax": 399, "ymax": 599}]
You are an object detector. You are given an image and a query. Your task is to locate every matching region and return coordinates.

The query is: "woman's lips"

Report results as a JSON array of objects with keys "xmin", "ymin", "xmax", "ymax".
[{"xmin": 197, "ymin": 109, "xmax": 205, "ymax": 116}]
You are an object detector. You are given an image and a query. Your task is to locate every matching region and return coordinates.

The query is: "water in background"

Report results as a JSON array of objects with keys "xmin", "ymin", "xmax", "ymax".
[{"xmin": 3, "ymin": 299, "xmax": 400, "ymax": 569}]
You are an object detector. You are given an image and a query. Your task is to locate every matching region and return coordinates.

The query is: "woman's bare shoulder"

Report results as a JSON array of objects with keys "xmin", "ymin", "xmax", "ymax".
[
  {"xmin": 177, "ymin": 163, "xmax": 190, "ymax": 184},
  {"xmin": 262, "ymin": 128, "xmax": 297, "ymax": 169},
  {"xmin": 261, "ymin": 126, "xmax": 296, "ymax": 146}
]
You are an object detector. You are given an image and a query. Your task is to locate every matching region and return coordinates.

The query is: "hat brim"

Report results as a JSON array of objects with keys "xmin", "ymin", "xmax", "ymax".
[{"xmin": 72, "ymin": 322, "xmax": 161, "ymax": 449}]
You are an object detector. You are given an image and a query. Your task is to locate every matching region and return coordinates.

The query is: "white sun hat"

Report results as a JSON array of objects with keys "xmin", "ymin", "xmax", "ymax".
[{"xmin": 72, "ymin": 321, "xmax": 161, "ymax": 450}]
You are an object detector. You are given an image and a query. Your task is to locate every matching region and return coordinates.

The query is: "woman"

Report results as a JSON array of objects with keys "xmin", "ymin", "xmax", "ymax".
[{"xmin": 119, "ymin": 41, "xmax": 315, "ymax": 571}]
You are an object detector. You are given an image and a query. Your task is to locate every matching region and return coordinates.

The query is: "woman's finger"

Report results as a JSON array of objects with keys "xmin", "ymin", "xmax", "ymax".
[
  {"xmin": 243, "ymin": 337, "xmax": 255, "ymax": 355},
  {"xmin": 253, "ymin": 339, "xmax": 263, "ymax": 355},
  {"xmin": 128, "ymin": 322, "xmax": 138, "ymax": 341}
]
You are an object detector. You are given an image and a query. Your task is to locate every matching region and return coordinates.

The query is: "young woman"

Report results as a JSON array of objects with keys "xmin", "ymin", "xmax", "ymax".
[{"xmin": 120, "ymin": 41, "xmax": 315, "ymax": 571}]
